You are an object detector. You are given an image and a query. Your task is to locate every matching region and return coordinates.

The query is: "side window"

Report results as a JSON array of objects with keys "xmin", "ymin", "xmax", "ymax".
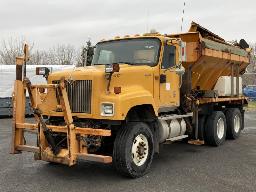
[{"xmin": 162, "ymin": 45, "xmax": 176, "ymax": 69}]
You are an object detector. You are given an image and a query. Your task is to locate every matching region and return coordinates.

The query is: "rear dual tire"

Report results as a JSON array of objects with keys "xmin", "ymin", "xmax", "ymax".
[
  {"xmin": 204, "ymin": 108, "xmax": 242, "ymax": 146},
  {"xmin": 204, "ymin": 111, "xmax": 227, "ymax": 146},
  {"xmin": 225, "ymin": 108, "xmax": 242, "ymax": 139}
]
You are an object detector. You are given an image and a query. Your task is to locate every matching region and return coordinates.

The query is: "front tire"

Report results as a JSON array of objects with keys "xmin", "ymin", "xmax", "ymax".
[
  {"xmin": 225, "ymin": 108, "xmax": 242, "ymax": 139},
  {"xmin": 205, "ymin": 111, "xmax": 227, "ymax": 146},
  {"xmin": 113, "ymin": 122, "xmax": 154, "ymax": 178}
]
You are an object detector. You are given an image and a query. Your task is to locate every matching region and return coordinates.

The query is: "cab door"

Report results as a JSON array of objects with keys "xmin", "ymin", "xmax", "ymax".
[{"xmin": 159, "ymin": 44, "xmax": 180, "ymax": 110}]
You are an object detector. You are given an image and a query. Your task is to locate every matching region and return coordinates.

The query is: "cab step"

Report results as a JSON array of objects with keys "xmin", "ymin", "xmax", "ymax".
[
  {"xmin": 166, "ymin": 135, "xmax": 188, "ymax": 142},
  {"xmin": 188, "ymin": 139, "xmax": 205, "ymax": 145}
]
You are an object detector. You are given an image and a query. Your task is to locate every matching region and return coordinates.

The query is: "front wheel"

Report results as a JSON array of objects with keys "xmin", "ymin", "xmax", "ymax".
[{"xmin": 113, "ymin": 122, "xmax": 154, "ymax": 178}]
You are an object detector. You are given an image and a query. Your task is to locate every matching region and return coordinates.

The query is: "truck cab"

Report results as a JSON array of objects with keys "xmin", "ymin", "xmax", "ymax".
[{"xmin": 48, "ymin": 35, "xmax": 184, "ymax": 121}]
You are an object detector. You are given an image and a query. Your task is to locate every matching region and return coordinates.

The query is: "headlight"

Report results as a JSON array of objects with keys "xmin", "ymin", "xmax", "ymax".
[
  {"xmin": 101, "ymin": 103, "xmax": 114, "ymax": 116},
  {"xmin": 36, "ymin": 67, "xmax": 52, "ymax": 79},
  {"xmin": 36, "ymin": 67, "xmax": 52, "ymax": 76}
]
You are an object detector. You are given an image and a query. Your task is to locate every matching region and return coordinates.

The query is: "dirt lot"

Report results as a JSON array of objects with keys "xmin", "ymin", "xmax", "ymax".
[{"xmin": 0, "ymin": 112, "xmax": 256, "ymax": 192}]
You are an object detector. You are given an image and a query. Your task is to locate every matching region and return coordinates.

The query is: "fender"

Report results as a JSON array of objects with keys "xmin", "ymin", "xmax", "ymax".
[{"xmin": 100, "ymin": 86, "xmax": 158, "ymax": 120}]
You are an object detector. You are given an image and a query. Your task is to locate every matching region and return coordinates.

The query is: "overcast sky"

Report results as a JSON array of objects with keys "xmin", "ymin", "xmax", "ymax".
[{"xmin": 0, "ymin": 0, "xmax": 255, "ymax": 50}]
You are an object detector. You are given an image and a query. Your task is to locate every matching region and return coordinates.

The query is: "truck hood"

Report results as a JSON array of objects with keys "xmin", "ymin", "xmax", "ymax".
[
  {"xmin": 47, "ymin": 64, "xmax": 156, "ymax": 120},
  {"xmin": 48, "ymin": 64, "xmax": 154, "ymax": 83}
]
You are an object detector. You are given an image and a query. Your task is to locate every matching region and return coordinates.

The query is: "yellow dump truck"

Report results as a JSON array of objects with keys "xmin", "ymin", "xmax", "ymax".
[{"xmin": 11, "ymin": 22, "xmax": 251, "ymax": 178}]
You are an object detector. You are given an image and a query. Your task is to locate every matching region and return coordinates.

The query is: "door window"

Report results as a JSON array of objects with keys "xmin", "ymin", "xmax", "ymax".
[{"xmin": 162, "ymin": 45, "xmax": 176, "ymax": 69}]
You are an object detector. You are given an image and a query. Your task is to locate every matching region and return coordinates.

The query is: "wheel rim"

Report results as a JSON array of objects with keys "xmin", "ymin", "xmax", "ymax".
[
  {"xmin": 131, "ymin": 134, "xmax": 149, "ymax": 166},
  {"xmin": 217, "ymin": 118, "xmax": 225, "ymax": 139},
  {"xmin": 234, "ymin": 115, "xmax": 241, "ymax": 133}
]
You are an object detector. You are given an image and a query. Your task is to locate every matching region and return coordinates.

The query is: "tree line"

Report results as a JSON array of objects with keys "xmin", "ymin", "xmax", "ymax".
[
  {"xmin": 0, "ymin": 36, "xmax": 94, "ymax": 66},
  {"xmin": 0, "ymin": 36, "xmax": 255, "ymax": 71}
]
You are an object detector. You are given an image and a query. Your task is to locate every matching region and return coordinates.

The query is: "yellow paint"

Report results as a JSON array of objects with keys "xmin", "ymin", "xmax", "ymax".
[
  {"xmin": 36, "ymin": 33, "xmax": 249, "ymax": 121},
  {"xmin": 11, "ymin": 22, "xmax": 250, "ymax": 127},
  {"xmin": 45, "ymin": 35, "xmax": 181, "ymax": 120}
]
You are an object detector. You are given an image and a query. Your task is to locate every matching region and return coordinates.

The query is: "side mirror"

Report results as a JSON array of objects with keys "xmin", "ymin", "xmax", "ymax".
[
  {"xmin": 105, "ymin": 63, "xmax": 120, "ymax": 73},
  {"xmin": 166, "ymin": 40, "xmax": 185, "ymax": 74},
  {"xmin": 167, "ymin": 39, "xmax": 187, "ymax": 63},
  {"xmin": 105, "ymin": 63, "xmax": 120, "ymax": 93}
]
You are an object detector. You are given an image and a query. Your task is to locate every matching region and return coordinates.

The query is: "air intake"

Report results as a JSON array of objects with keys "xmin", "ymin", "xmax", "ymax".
[{"xmin": 66, "ymin": 80, "xmax": 92, "ymax": 113}]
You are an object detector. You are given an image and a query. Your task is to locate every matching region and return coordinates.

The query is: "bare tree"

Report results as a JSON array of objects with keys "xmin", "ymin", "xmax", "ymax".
[
  {"xmin": 30, "ymin": 50, "xmax": 42, "ymax": 65},
  {"xmin": 0, "ymin": 36, "xmax": 33, "ymax": 65},
  {"xmin": 29, "ymin": 44, "xmax": 78, "ymax": 65},
  {"xmin": 32, "ymin": 50, "xmax": 56, "ymax": 65},
  {"xmin": 0, "ymin": 36, "xmax": 78, "ymax": 66},
  {"xmin": 51, "ymin": 44, "xmax": 76, "ymax": 65}
]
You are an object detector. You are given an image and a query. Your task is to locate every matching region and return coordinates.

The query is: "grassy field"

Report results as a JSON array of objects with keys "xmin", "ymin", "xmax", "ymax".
[{"xmin": 247, "ymin": 101, "xmax": 256, "ymax": 110}]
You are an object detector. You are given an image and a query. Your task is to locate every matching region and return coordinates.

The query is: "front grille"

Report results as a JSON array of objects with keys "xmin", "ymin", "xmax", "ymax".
[{"xmin": 66, "ymin": 80, "xmax": 92, "ymax": 113}]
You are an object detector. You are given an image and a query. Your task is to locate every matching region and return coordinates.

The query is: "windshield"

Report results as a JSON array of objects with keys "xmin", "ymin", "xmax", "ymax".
[{"xmin": 92, "ymin": 38, "xmax": 160, "ymax": 66}]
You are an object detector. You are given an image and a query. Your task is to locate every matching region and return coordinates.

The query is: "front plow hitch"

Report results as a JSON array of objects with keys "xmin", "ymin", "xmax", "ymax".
[{"xmin": 24, "ymin": 78, "xmax": 60, "ymax": 155}]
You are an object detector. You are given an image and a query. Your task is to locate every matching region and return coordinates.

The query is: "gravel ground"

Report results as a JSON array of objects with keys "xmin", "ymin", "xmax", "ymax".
[{"xmin": 0, "ymin": 112, "xmax": 255, "ymax": 192}]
